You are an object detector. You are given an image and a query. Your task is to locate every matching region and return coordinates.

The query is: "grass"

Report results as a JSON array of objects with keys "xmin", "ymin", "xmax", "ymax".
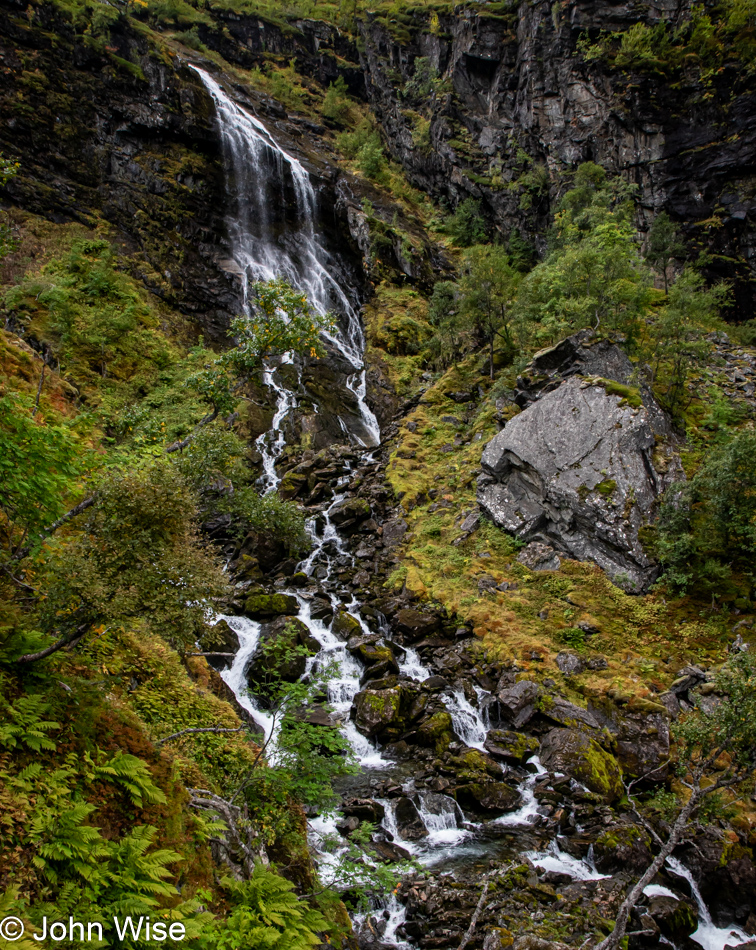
[{"xmin": 383, "ymin": 350, "xmax": 748, "ymax": 703}]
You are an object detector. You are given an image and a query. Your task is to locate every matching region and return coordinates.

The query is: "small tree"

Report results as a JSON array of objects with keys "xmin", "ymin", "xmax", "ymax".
[
  {"xmin": 656, "ymin": 429, "xmax": 756, "ymax": 594},
  {"xmin": 459, "ymin": 246, "xmax": 522, "ymax": 377},
  {"xmin": 426, "ymin": 280, "xmax": 471, "ymax": 369},
  {"xmin": 646, "ymin": 267, "xmax": 729, "ymax": 415},
  {"xmin": 646, "ymin": 211, "xmax": 686, "ymax": 292},
  {"xmin": 595, "ymin": 652, "xmax": 756, "ymax": 950},
  {"xmin": 445, "ymin": 198, "xmax": 489, "ymax": 247}
]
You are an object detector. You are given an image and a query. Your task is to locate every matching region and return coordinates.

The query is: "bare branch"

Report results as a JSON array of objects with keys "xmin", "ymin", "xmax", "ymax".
[{"xmin": 14, "ymin": 623, "xmax": 89, "ymax": 665}]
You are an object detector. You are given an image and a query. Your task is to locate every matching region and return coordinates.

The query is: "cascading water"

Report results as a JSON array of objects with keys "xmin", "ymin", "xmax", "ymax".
[
  {"xmin": 190, "ymin": 62, "xmax": 711, "ymax": 950},
  {"xmin": 666, "ymin": 857, "xmax": 751, "ymax": 950},
  {"xmin": 191, "ymin": 65, "xmax": 380, "ymax": 481}
]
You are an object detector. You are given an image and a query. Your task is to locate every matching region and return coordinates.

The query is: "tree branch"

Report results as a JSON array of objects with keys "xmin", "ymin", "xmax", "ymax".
[{"xmin": 14, "ymin": 623, "xmax": 90, "ymax": 665}]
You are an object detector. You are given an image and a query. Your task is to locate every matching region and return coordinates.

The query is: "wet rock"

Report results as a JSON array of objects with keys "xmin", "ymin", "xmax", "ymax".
[
  {"xmin": 394, "ymin": 797, "xmax": 428, "ymax": 840},
  {"xmin": 309, "ymin": 598, "xmax": 334, "ymax": 622},
  {"xmin": 331, "ymin": 496, "xmax": 371, "ymax": 525},
  {"xmin": 516, "ymin": 542, "xmax": 561, "ymax": 572},
  {"xmin": 646, "ymin": 894, "xmax": 698, "ymax": 942},
  {"xmin": 333, "ymin": 609, "xmax": 363, "ymax": 639},
  {"xmin": 244, "ymin": 591, "xmax": 299, "ymax": 618},
  {"xmin": 453, "ymin": 781, "xmax": 521, "ymax": 814},
  {"xmin": 394, "ymin": 608, "xmax": 441, "ymax": 642},
  {"xmin": 479, "ymin": 338, "xmax": 680, "ymax": 591},
  {"xmin": 369, "ymin": 838, "xmax": 412, "ymax": 863},
  {"xmin": 593, "ymin": 823, "xmax": 653, "ymax": 874},
  {"xmin": 279, "ymin": 468, "xmax": 308, "ymax": 499},
  {"xmin": 539, "ymin": 728, "xmax": 623, "ymax": 803},
  {"xmin": 588, "ymin": 697, "xmax": 670, "ymax": 780},
  {"xmin": 555, "ymin": 651, "xmax": 584, "ymax": 676},
  {"xmin": 348, "ymin": 639, "xmax": 400, "ymax": 683},
  {"xmin": 538, "ymin": 696, "xmax": 600, "ymax": 733},
  {"xmin": 203, "ymin": 619, "xmax": 240, "ymax": 670},
  {"xmin": 342, "ymin": 798, "xmax": 386, "ymax": 823},
  {"xmin": 381, "ymin": 518, "xmax": 408, "ymax": 547},
  {"xmin": 484, "ymin": 729, "xmax": 540, "ymax": 764},
  {"xmin": 415, "ymin": 711, "xmax": 453, "ymax": 749},
  {"xmin": 492, "ymin": 680, "xmax": 541, "ymax": 728},
  {"xmin": 245, "ymin": 617, "xmax": 319, "ymax": 691}
]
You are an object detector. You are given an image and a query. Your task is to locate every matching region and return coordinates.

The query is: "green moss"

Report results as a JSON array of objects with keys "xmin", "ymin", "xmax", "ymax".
[
  {"xmin": 596, "ymin": 478, "xmax": 617, "ymax": 497},
  {"xmin": 244, "ymin": 592, "xmax": 299, "ymax": 617}
]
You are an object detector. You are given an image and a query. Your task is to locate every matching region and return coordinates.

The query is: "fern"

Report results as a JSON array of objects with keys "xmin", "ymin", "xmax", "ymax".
[
  {"xmin": 90, "ymin": 751, "xmax": 167, "ymax": 808},
  {"xmin": 30, "ymin": 802, "xmax": 108, "ymax": 884},
  {"xmin": 206, "ymin": 865, "xmax": 327, "ymax": 950},
  {"xmin": 0, "ymin": 696, "xmax": 59, "ymax": 752}
]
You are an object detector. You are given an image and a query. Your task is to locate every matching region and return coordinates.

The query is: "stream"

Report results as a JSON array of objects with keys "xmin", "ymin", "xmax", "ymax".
[{"xmin": 195, "ymin": 65, "xmax": 751, "ymax": 950}]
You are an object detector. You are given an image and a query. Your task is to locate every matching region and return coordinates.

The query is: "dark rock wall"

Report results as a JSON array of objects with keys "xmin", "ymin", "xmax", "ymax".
[{"xmin": 358, "ymin": 2, "xmax": 756, "ymax": 316}]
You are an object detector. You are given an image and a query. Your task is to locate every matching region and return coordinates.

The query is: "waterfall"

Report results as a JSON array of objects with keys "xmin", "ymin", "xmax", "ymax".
[
  {"xmin": 191, "ymin": 65, "xmax": 380, "ymax": 479},
  {"xmin": 665, "ymin": 856, "xmax": 751, "ymax": 950}
]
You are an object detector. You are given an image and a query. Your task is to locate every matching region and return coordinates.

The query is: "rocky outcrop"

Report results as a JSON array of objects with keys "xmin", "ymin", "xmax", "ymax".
[
  {"xmin": 478, "ymin": 334, "xmax": 681, "ymax": 591},
  {"xmin": 539, "ymin": 727, "xmax": 623, "ymax": 802}
]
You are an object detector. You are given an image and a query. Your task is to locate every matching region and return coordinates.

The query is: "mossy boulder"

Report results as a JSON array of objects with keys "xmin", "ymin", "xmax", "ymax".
[
  {"xmin": 354, "ymin": 641, "xmax": 400, "ymax": 683},
  {"xmin": 539, "ymin": 727, "xmax": 623, "ymax": 803},
  {"xmin": 333, "ymin": 610, "xmax": 363, "ymax": 639},
  {"xmin": 447, "ymin": 748, "xmax": 502, "ymax": 782},
  {"xmin": 415, "ymin": 711, "xmax": 453, "ymax": 751},
  {"xmin": 244, "ymin": 591, "xmax": 299, "ymax": 618},
  {"xmin": 352, "ymin": 687, "xmax": 404, "ymax": 737},
  {"xmin": 647, "ymin": 895, "xmax": 698, "ymax": 942},
  {"xmin": 330, "ymin": 496, "xmax": 371, "ymax": 525},
  {"xmin": 279, "ymin": 468, "xmax": 308, "ymax": 500},
  {"xmin": 484, "ymin": 729, "xmax": 540, "ymax": 765}
]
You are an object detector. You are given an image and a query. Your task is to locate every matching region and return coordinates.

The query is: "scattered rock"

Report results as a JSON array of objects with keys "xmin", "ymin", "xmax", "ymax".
[
  {"xmin": 555, "ymin": 651, "xmax": 584, "ymax": 676},
  {"xmin": 394, "ymin": 797, "xmax": 428, "ymax": 840},
  {"xmin": 484, "ymin": 729, "xmax": 540, "ymax": 764},
  {"xmin": 516, "ymin": 542, "xmax": 561, "ymax": 572}
]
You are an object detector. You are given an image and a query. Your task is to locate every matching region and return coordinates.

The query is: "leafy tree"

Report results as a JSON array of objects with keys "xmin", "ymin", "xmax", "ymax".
[
  {"xmin": 597, "ymin": 652, "xmax": 756, "ymax": 950},
  {"xmin": 0, "ymin": 393, "xmax": 82, "ymax": 563},
  {"xmin": 218, "ymin": 485, "xmax": 310, "ymax": 557},
  {"xmin": 646, "ymin": 267, "xmax": 729, "ymax": 414},
  {"xmin": 516, "ymin": 163, "xmax": 654, "ymax": 346},
  {"xmin": 39, "ymin": 463, "xmax": 228, "ymax": 655},
  {"xmin": 445, "ymin": 198, "xmax": 489, "ymax": 247},
  {"xmin": 459, "ymin": 245, "xmax": 522, "ymax": 377},
  {"xmin": 223, "ymin": 279, "xmax": 334, "ymax": 378},
  {"xmin": 321, "ymin": 76, "xmax": 352, "ymax": 125},
  {"xmin": 425, "ymin": 280, "xmax": 470, "ymax": 369},
  {"xmin": 655, "ymin": 429, "xmax": 756, "ymax": 594},
  {"xmin": 646, "ymin": 211, "xmax": 686, "ymax": 291}
]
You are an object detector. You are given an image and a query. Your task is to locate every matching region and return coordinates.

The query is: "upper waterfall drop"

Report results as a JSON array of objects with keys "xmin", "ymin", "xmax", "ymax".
[{"xmin": 191, "ymin": 65, "xmax": 380, "ymax": 450}]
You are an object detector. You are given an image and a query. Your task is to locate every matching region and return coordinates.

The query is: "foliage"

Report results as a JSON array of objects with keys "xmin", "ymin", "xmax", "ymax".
[
  {"xmin": 41, "ymin": 463, "xmax": 228, "ymax": 650},
  {"xmin": 201, "ymin": 866, "xmax": 327, "ymax": 950},
  {"xmin": 218, "ymin": 485, "xmax": 310, "ymax": 556},
  {"xmin": 223, "ymin": 280, "xmax": 334, "ymax": 378},
  {"xmin": 238, "ymin": 623, "xmax": 356, "ymax": 814},
  {"xmin": 0, "ymin": 393, "xmax": 83, "ymax": 561},
  {"xmin": 425, "ymin": 280, "xmax": 469, "ymax": 369},
  {"xmin": 443, "ymin": 198, "xmax": 489, "ymax": 247},
  {"xmin": 515, "ymin": 163, "xmax": 654, "ymax": 346},
  {"xmin": 645, "ymin": 211, "xmax": 686, "ymax": 292},
  {"xmin": 656, "ymin": 430, "xmax": 756, "ymax": 593},
  {"xmin": 645, "ymin": 268, "xmax": 729, "ymax": 414},
  {"xmin": 459, "ymin": 245, "xmax": 522, "ymax": 376},
  {"xmin": 321, "ymin": 76, "xmax": 353, "ymax": 126}
]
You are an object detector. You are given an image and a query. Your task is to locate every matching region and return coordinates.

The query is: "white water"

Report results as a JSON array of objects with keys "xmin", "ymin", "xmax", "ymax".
[
  {"xmin": 191, "ymin": 65, "xmax": 380, "ymax": 472},
  {"xmin": 493, "ymin": 755, "xmax": 547, "ymax": 827},
  {"xmin": 666, "ymin": 856, "xmax": 752, "ymax": 950},
  {"xmin": 526, "ymin": 839, "xmax": 609, "ymax": 882},
  {"xmin": 445, "ymin": 688, "xmax": 489, "ymax": 752}
]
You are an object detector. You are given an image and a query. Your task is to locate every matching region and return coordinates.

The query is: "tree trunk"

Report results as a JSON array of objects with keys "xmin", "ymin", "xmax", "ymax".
[{"xmin": 595, "ymin": 789, "xmax": 700, "ymax": 950}]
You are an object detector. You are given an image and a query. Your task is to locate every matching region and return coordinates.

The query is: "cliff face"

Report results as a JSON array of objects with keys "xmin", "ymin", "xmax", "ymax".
[
  {"xmin": 358, "ymin": 2, "xmax": 756, "ymax": 315},
  {"xmin": 3, "ymin": 0, "xmax": 755, "ymax": 324}
]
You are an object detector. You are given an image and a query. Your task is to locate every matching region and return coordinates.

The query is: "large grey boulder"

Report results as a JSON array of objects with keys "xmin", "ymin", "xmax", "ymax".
[{"xmin": 477, "ymin": 336, "xmax": 680, "ymax": 591}]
